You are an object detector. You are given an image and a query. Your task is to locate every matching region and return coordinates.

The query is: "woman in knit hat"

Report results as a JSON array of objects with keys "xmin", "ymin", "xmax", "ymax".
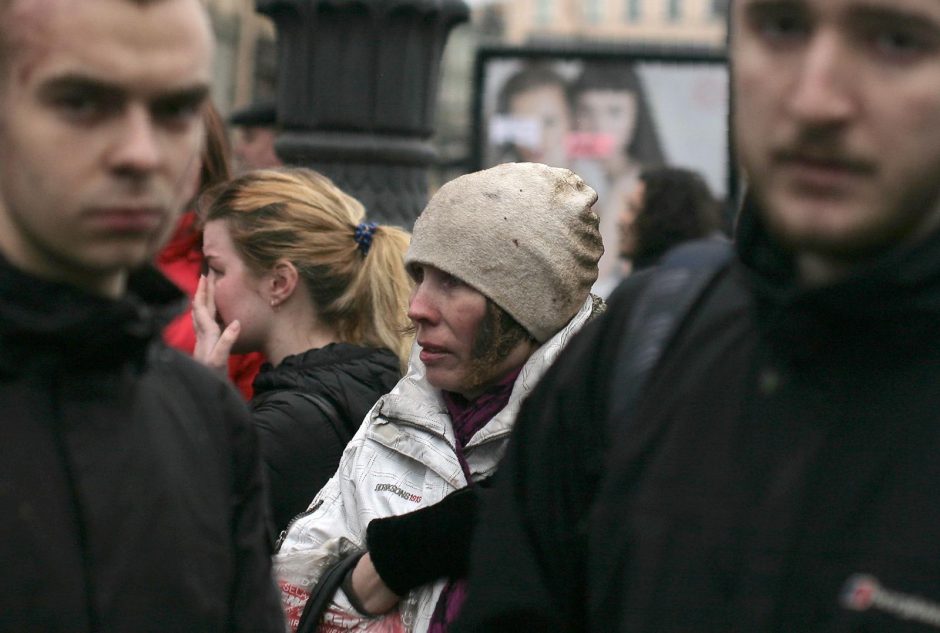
[{"xmin": 274, "ymin": 162, "xmax": 605, "ymax": 633}]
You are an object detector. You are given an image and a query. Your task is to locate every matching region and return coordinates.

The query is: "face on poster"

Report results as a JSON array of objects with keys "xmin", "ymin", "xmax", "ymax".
[{"xmin": 476, "ymin": 52, "xmax": 730, "ymax": 294}]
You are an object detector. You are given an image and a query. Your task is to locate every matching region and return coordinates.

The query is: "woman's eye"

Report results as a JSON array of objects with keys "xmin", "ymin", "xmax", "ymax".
[{"xmin": 440, "ymin": 273, "xmax": 463, "ymax": 289}]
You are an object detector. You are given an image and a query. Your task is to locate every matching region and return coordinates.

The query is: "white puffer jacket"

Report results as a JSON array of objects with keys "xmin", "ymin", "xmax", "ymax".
[{"xmin": 275, "ymin": 296, "xmax": 599, "ymax": 632}]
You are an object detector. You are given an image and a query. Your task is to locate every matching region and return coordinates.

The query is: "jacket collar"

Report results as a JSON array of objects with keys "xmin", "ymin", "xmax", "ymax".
[
  {"xmin": 735, "ymin": 195, "xmax": 940, "ymax": 362},
  {"xmin": 374, "ymin": 295, "xmax": 600, "ymax": 447},
  {"xmin": 0, "ymin": 255, "xmax": 187, "ymax": 375}
]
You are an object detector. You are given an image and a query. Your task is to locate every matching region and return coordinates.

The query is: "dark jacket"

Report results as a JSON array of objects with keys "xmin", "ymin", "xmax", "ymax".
[
  {"xmin": 456, "ymin": 199, "xmax": 940, "ymax": 632},
  {"xmin": 251, "ymin": 343, "xmax": 400, "ymax": 533},
  {"xmin": 0, "ymin": 258, "xmax": 284, "ymax": 633}
]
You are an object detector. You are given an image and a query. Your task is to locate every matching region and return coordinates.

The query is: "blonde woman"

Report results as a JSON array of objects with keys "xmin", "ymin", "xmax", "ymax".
[{"xmin": 193, "ymin": 168, "xmax": 412, "ymax": 534}]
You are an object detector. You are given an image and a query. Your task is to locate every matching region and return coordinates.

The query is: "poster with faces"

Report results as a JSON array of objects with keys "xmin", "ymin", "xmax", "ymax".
[{"xmin": 472, "ymin": 46, "xmax": 732, "ymax": 295}]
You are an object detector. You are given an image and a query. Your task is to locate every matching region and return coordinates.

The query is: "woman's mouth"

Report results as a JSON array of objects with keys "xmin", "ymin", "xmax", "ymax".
[{"xmin": 418, "ymin": 342, "xmax": 449, "ymax": 364}]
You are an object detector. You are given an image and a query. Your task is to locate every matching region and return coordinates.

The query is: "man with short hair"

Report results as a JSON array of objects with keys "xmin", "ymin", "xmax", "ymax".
[
  {"xmin": 456, "ymin": 0, "xmax": 940, "ymax": 630},
  {"xmin": 0, "ymin": 1, "xmax": 283, "ymax": 630},
  {"xmin": 229, "ymin": 100, "xmax": 283, "ymax": 173}
]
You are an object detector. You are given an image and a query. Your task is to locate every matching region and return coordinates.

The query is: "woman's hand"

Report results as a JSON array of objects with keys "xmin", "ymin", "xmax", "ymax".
[
  {"xmin": 348, "ymin": 552, "xmax": 400, "ymax": 616},
  {"xmin": 192, "ymin": 274, "xmax": 240, "ymax": 375}
]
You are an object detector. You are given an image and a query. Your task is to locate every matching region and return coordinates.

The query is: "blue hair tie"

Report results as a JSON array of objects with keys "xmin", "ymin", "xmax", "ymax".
[{"xmin": 354, "ymin": 222, "xmax": 377, "ymax": 256}]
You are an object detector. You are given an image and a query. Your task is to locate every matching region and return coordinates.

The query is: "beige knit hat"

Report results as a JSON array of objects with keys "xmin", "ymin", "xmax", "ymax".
[{"xmin": 406, "ymin": 162, "xmax": 603, "ymax": 343}]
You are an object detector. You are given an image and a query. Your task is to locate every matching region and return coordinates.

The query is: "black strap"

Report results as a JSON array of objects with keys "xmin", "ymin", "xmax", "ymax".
[
  {"xmin": 296, "ymin": 551, "xmax": 365, "ymax": 633},
  {"xmin": 606, "ymin": 237, "xmax": 733, "ymax": 434},
  {"xmin": 292, "ymin": 392, "xmax": 351, "ymax": 442}
]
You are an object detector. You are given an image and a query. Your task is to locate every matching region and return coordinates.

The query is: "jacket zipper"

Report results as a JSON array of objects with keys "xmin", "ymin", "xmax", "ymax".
[{"xmin": 274, "ymin": 499, "xmax": 323, "ymax": 552}]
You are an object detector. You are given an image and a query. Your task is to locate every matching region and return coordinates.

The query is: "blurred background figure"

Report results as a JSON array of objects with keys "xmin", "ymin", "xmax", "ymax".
[
  {"xmin": 570, "ymin": 62, "xmax": 663, "ymax": 184},
  {"xmin": 156, "ymin": 102, "xmax": 265, "ymax": 399},
  {"xmin": 492, "ymin": 64, "xmax": 572, "ymax": 168},
  {"xmin": 230, "ymin": 100, "xmax": 283, "ymax": 173},
  {"xmin": 619, "ymin": 166, "xmax": 724, "ymax": 273},
  {"xmin": 569, "ymin": 62, "xmax": 664, "ymax": 297},
  {"xmin": 192, "ymin": 168, "xmax": 413, "ymax": 535}
]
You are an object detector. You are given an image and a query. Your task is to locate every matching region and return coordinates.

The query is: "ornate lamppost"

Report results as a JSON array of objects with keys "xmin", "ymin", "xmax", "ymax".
[{"xmin": 257, "ymin": 0, "xmax": 469, "ymax": 227}]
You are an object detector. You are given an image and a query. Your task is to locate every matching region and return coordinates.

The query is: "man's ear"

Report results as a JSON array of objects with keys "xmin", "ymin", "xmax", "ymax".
[{"xmin": 268, "ymin": 259, "xmax": 299, "ymax": 308}]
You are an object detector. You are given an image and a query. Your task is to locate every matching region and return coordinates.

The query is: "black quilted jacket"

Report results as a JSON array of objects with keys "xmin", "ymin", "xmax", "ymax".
[{"xmin": 251, "ymin": 343, "xmax": 401, "ymax": 534}]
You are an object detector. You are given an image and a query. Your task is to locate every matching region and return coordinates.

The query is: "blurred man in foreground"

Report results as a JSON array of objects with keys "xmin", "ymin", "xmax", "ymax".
[
  {"xmin": 458, "ymin": 0, "xmax": 940, "ymax": 630},
  {"xmin": 0, "ymin": 0, "xmax": 283, "ymax": 630}
]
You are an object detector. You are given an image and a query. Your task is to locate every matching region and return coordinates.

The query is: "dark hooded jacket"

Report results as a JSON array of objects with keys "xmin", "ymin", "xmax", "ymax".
[
  {"xmin": 251, "ymin": 343, "xmax": 401, "ymax": 534},
  {"xmin": 0, "ymin": 258, "xmax": 283, "ymax": 633},
  {"xmin": 456, "ymin": 198, "xmax": 940, "ymax": 633}
]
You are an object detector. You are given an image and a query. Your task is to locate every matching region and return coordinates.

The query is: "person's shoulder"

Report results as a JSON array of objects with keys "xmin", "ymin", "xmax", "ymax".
[
  {"xmin": 557, "ymin": 273, "xmax": 656, "ymax": 369},
  {"xmin": 604, "ymin": 268, "xmax": 658, "ymax": 317},
  {"xmin": 254, "ymin": 384, "xmax": 337, "ymax": 419},
  {"xmin": 143, "ymin": 343, "xmax": 249, "ymax": 424},
  {"xmin": 149, "ymin": 344, "xmax": 233, "ymax": 390}
]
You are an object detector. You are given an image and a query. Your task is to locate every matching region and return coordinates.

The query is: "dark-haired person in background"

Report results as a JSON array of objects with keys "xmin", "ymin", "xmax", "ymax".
[
  {"xmin": 230, "ymin": 100, "xmax": 283, "ymax": 173},
  {"xmin": 619, "ymin": 166, "xmax": 724, "ymax": 272}
]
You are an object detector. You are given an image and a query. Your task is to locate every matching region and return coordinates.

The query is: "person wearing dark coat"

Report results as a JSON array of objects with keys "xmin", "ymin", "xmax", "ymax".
[
  {"xmin": 618, "ymin": 166, "xmax": 724, "ymax": 272},
  {"xmin": 455, "ymin": 0, "xmax": 940, "ymax": 630},
  {"xmin": 193, "ymin": 168, "xmax": 413, "ymax": 535},
  {"xmin": 251, "ymin": 343, "xmax": 401, "ymax": 533},
  {"xmin": 0, "ymin": 262, "xmax": 284, "ymax": 633},
  {"xmin": 0, "ymin": 0, "xmax": 284, "ymax": 630}
]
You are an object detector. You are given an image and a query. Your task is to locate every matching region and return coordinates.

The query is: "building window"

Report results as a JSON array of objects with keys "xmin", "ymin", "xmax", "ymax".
[
  {"xmin": 536, "ymin": 0, "xmax": 554, "ymax": 26},
  {"xmin": 624, "ymin": 0, "xmax": 642, "ymax": 22},
  {"xmin": 586, "ymin": 0, "xmax": 603, "ymax": 23},
  {"xmin": 667, "ymin": 0, "xmax": 683, "ymax": 22}
]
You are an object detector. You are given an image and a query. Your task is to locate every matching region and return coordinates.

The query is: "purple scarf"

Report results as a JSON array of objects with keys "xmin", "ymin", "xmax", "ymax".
[{"xmin": 427, "ymin": 367, "xmax": 522, "ymax": 633}]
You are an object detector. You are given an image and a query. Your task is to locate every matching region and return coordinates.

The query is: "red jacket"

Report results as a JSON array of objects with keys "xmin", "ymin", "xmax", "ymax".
[{"xmin": 156, "ymin": 211, "xmax": 264, "ymax": 399}]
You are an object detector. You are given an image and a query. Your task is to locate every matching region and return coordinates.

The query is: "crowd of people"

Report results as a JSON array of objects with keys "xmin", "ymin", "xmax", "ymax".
[{"xmin": 2, "ymin": 0, "xmax": 939, "ymax": 632}]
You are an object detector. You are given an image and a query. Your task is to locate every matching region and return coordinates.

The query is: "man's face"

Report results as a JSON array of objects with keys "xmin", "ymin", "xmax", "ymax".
[
  {"xmin": 733, "ymin": 0, "xmax": 940, "ymax": 265},
  {"xmin": 0, "ymin": 0, "xmax": 213, "ymax": 297},
  {"xmin": 233, "ymin": 126, "xmax": 282, "ymax": 174}
]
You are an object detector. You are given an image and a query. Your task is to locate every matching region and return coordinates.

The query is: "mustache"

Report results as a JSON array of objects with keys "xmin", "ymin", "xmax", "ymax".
[
  {"xmin": 772, "ymin": 146, "xmax": 875, "ymax": 174},
  {"xmin": 771, "ymin": 128, "xmax": 875, "ymax": 173}
]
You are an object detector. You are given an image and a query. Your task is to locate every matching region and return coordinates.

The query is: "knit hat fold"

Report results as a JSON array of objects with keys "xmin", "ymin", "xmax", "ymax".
[{"xmin": 406, "ymin": 162, "xmax": 603, "ymax": 342}]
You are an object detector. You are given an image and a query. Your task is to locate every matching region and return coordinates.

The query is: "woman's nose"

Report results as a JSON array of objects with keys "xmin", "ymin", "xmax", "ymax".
[{"xmin": 407, "ymin": 283, "xmax": 439, "ymax": 324}]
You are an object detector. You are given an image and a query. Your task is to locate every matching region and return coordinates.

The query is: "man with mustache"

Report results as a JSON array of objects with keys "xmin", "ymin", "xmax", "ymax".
[
  {"xmin": 456, "ymin": 0, "xmax": 940, "ymax": 631},
  {"xmin": 0, "ymin": 0, "xmax": 283, "ymax": 630}
]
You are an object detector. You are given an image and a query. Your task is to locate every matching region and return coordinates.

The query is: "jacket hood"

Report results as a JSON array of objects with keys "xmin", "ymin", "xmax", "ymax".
[
  {"xmin": 735, "ymin": 194, "xmax": 940, "ymax": 362},
  {"xmin": 0, "ymin": 256, "xmax": 187, "ymax": 375}
]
